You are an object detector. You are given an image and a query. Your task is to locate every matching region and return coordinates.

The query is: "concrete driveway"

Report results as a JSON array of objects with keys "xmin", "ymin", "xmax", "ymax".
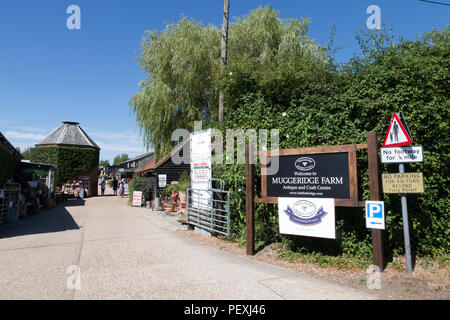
[{"xmin": 0, "ymin": 187, "xmax": 377, "ymax": 300}]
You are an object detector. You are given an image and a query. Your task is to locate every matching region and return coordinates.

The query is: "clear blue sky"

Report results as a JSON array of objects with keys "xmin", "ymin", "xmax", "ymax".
[{"xmin": 0, "ymin": 0, "xmax": 448, "ymax": 162}]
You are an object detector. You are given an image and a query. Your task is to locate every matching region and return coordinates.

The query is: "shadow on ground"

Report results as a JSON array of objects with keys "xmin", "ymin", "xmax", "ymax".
[{"xmin": 0, "ymin": 199, "xmax": 82, "ymax": 239}]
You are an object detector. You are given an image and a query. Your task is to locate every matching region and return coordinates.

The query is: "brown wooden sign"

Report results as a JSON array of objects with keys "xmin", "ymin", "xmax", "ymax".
[
  {"xmin": 257, "ymin": 144, "xmax": 366, "ymax": 207},
  {"xmin": 246, "ymin": 132, "xmax": 385, "ymax": 271}
]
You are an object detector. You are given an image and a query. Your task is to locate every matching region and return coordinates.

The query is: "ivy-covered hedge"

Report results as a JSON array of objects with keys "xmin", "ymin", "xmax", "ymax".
[
  {"xmin": 0, "ymin": 147, "xmax": 17, "ymax": 186},
  {"xmin": 30, "ymin": 146, "xmax": 99, "ymax": 187},
  {"xmin": 214, "ymin": 28, "xmax": 449, "ymax": 260}
]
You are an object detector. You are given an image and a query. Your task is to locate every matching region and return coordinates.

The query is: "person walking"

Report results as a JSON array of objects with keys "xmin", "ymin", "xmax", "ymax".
[
  {"xmin": 118, "ymin": 181, "xmax": 124, "ymax": 198},
  {"xmin": 112, "ymin": 177, "xmax": 118, "ymax": 196},
  {"xmin": 100, "ymin": 180, "xmax": 106, "ymax": 196}
]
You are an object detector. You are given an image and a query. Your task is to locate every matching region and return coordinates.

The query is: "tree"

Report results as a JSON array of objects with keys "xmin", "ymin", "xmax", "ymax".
[
  {"xmin": 99, "ymin": 159, "xmax": 110, "ymax": 167},
  {"xmin": 113, "ymin": 154, "xmax": 129, "ymax": 166},
  {"xmin": 130, "ymin": 6, "xmax": 326, "ymax": 160},
  {"xmin": 21, "ymin": 147, "xmax": 33, "ymax": 160},
  {"xmin": 130, "ymin": 18, "xmax": 221, "ymax": 160}
]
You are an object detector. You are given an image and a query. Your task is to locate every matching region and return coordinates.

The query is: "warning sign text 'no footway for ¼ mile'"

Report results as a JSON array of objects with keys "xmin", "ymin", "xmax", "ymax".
[{"xmin": 382, "ymin": 172, "xmax": 424, "ymax": 194}]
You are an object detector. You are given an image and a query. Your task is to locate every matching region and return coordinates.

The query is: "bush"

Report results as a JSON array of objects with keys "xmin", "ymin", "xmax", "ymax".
[{"xmin": 128, "ymin": 173, "xmax": 149, "ymax": 203}]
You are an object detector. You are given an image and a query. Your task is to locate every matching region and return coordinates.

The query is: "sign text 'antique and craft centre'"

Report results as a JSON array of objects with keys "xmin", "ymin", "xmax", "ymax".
[{"xmin": 266, "ymin": 153, "xmax": 350, "ymax": 199}]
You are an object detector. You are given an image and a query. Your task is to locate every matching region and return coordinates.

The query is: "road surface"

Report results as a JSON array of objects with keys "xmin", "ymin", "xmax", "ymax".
[{"xmin": 0, "ymin": 187, "xmax": 377, "ymax": 300}]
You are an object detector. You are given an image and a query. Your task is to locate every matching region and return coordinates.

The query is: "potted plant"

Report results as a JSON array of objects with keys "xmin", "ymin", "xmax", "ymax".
[{"xmin": 176, "ymin": 171, "xmax": 191, "ymax": 214}]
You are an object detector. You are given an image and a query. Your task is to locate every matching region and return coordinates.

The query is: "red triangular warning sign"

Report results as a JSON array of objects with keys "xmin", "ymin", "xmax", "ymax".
[{"xmin": 382, "ymin": 113, "xmax": 412, "ymax": 147}]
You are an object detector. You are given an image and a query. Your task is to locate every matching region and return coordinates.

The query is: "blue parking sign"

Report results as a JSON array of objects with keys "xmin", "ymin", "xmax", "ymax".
[{"xmin": 365, "ymin": 201, "xmax": 385, "ymax": 230}]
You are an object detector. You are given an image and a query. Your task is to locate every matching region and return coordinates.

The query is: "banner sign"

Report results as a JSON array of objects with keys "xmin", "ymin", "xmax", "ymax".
[
  {"xmin": 382, "ymin": 172, "xmax": 424, "ymax": 194},
  {"xmin": 132, "ymin": 191, "xmax": 143, "ymax": 207},
  {"xmin": 278, "ymin": 197, "xmax": 336, "ymax": 239},
  {"xmin": 190, "ymin": 129, "xmax": 212, "ymax": 208},
  {"xmin": 381, "ymin": 146, "xmax": 423, "ymax": 164},
  {"xmin": 267, "ymin": 153, "xmax": 350, "ymax": 199}
]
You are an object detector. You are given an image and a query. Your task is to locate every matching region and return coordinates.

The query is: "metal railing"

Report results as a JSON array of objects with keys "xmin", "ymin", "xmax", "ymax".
[{"xmin": 186, "ymin": 179, "xmax": 230, "ymax": 236}]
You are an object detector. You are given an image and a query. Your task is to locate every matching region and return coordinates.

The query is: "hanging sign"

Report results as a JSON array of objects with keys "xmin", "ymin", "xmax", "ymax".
[
  {"xmin": 382, "ymin": 172, "xmax": 424, "ymax": 194},
  {"xmin": 382, "ymin": 113, "xmax": 412, "ymax": 147},
  {"xmin": 278, "ymin": 197, "xmax": 336, "ymax": 239},
  {"xmin": 158, "ymin": 174, "xmax": 167, "ymax": 188},
  {"xmin": 380, "ymin": 146, "xmax": 423, "ymax": 164}
]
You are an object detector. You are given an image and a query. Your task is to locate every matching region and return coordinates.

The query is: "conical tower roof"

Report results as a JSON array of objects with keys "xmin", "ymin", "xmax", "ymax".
[{"xmin": 36, "ymin": 121, "xmax": 100, "ymax": 149}]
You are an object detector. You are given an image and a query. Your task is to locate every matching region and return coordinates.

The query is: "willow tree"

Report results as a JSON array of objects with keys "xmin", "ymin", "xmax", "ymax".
[
  {"xmin": 130, "ymin": 18, "xmax": 221, "ymax": 159},
  {"xmin": 130, "ymin": 6, "xmax": 328, "ymax": 160}
]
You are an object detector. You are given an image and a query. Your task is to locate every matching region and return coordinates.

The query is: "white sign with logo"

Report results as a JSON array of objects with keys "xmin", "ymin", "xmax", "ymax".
[
  {"xmin": 278, "ymin": 197, "xmax": 336, "ymax": 239},
  {"xmin": 158, "ymin": 174, "xmax": 167, "ymax": 188},
  {"xmin": 190, "ymin": 129, "xmax": 212, "ymax": 208},
  {"xmin": 132, "ymin": 191, "xmax": 143, "ymax": 207},
  {"xmin": 380, "ymin": 146, "xmax": 423, "ymax": 164},
  {"xmin": 365, "ymin": 201, "xmax": 385, "ymax": 230}
]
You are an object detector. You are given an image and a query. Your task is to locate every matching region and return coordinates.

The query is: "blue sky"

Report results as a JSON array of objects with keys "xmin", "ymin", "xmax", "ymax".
[{"xmin": 0, "ymin": 0, "xmax": 448, "ymax": 162}]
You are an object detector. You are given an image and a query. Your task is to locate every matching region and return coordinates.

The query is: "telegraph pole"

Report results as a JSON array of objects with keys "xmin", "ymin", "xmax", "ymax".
[{"xmin": 218, "ymin": 0, "xmax": 230, "ymax": 123}]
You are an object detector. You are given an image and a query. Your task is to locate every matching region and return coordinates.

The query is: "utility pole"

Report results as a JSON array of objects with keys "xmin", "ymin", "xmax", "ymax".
[{"xmin": 218, "ymin": 0, "xmax": 230, "ymax": 123}]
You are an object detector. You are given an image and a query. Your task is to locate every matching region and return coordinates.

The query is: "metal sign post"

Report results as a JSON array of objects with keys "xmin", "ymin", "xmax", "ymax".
[{"xmin": 399, "ymin": 163, "xmax": 413, "ymax": 275}]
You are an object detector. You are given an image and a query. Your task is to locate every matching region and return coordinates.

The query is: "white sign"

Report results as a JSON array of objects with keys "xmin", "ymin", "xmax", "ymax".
[
  {"xmin": 380, "ymin": 146, "xmax": 423, "ymax": 164},
  {"xmin": 278, "ymin": 198, "xmax": 336, "ymax": 239},
  {"xmin": 0, "ymin": 189, "xmax": 4, "ymax": 198},
  {"xmin": 158, "ymin": 174, "xmax": 167, "ymax": 188},
  {"xmin": 365, "ymin": 201, "xmax": 385, "ymax": 230},
  {"xmin": 190, "ymin": 129, "xmax": 212, "ymax": 209},
  {"xmin": 132, "ymin": 191, "xmax": 143, "ymax": 207}
]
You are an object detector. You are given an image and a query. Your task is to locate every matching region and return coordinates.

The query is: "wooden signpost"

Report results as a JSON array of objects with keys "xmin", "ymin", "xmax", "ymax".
[{"xmin": 246, "ymin": 131, "xmax": 385, "ymax": 270}]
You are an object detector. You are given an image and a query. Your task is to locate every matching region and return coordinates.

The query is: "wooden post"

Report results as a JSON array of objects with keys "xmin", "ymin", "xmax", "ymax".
[
  {"xmin": 246, "ymin": 144, "xmax": 255, "ymax": 255},
  {"xmin": 367, "ymin": 131, "xmax": 385, "ymax": 270}
]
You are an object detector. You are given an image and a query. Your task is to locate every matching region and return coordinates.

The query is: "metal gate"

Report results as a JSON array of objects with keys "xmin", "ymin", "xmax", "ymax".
[
  {"xmin": 186, "ymin": 179, "xmax": 230, "ymax": 236},
  {"xmin": 0, "ymin": 183, "xmax": 21, "ymax": 225}
]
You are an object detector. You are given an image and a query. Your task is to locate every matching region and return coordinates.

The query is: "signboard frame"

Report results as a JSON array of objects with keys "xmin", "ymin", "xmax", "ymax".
[{"xmin": 258, "ymin": 144, "xmax": 362, "ymax": 207}]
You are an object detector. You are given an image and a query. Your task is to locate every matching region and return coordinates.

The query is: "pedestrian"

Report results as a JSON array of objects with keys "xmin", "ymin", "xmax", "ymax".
[
  {"xmin": 113, "ymin": 177, "xmax": 118, "ymax": 196},
  {"xmin": 118, "ymin": 182, "xmax": 124, "ymax": 198},
  {"xmin": 100, "ymin": 180, "xmax": 106, "ymax": 196}
]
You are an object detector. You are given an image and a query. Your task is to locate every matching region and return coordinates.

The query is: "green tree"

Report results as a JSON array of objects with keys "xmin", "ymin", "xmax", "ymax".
[
  {"xmin": 113, "ymin": 154, "xmax": 129, "ymax": 166},
  {"xmin": 130, "ymin": 6, "xmax": 326, "ymax": 161},
  {"xmin": 99, "ymin": 159, "xmax": 110, "ymax": 167},
  {"xmin": 21, "ymin": 147, "xmax": 33, "ymax": 160},
  {"xmin": 130, "ymin": 18, "xmax": 221, "ymax": 160}
]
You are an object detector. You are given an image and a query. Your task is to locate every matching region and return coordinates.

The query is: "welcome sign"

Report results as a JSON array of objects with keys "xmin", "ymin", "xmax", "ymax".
[{"xmin": 267, "ymin": 153, "xmax": 350, "ymax": 199}]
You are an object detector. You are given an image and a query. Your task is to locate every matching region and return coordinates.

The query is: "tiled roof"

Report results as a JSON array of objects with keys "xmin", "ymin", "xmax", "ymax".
[{"xmin": 36, "ymin": 121, "xmax": 100, "ymax": 149}]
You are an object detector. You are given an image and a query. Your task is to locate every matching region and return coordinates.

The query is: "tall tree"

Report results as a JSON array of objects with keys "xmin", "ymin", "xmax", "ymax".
[
  {"xmin": 130, "ymin": 6, "xmax": 327, "ymax": 160},
  {"xmin": 113, "ymin": 154, "xmax": 129, "ymax": 166}
]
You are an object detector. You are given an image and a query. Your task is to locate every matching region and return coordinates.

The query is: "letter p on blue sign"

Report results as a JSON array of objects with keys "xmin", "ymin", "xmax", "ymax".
[{"xmin": 365, "ymin": 201, "xmax": 385, "ymax": 230}]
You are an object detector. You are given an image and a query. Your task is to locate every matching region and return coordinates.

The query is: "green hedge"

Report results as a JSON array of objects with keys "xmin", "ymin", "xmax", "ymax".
[
  {"xmin": 30, "ymin": 146, "xmax": 99, "ymax": 187},
  {"xmin": 214, "ymin": 28, "xmax": 449, "ymax": 259},
  {"xmin": 128, "ymin": 173, "xmax": 149, "ymax": 203},
  {"xmin": 0, "ymin": 147, "xmax": 17, "ymax": 186}
]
